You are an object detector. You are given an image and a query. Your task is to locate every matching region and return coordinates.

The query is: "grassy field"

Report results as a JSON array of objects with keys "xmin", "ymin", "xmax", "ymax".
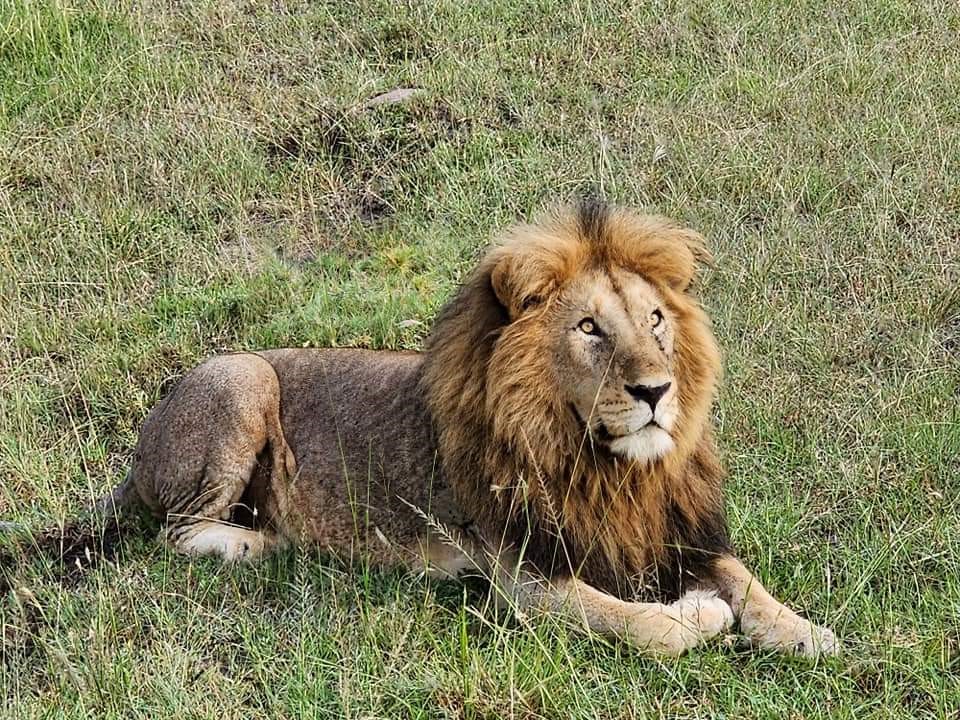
[{"xmin": 2, "ymin": 0, "xmax": 959, "ymax": 717}]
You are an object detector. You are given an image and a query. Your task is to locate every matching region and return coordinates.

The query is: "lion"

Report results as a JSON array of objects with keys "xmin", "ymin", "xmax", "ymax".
[{"xmin": 109, "ymin": 198, "xmax": 838, "ymax": 657}]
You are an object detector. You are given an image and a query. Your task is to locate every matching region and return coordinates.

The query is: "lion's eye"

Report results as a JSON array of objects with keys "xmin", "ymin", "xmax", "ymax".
[
  {"xmin": 578, "ymin": 318, "xmax": 599, "ymax": 335},
  {"xmin": 651, "ymin": 308, "xmax": 663, "ymax": 328}
]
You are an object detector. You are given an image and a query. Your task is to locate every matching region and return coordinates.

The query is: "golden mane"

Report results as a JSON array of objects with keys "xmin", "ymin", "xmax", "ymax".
[{"xmin": 422, "ymin": 200, "xmax": 728, "ymax": 599}]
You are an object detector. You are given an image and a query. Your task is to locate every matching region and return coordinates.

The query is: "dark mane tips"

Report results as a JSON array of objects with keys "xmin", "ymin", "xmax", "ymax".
[{"xmin": 576, "ymin": 194, "xmax": 610, "ymax": 248}]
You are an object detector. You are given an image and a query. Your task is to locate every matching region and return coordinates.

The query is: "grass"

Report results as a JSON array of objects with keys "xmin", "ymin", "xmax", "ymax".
[{"xmin": 1, "ymin": 0, "xmax": 959, "ymax": 716}]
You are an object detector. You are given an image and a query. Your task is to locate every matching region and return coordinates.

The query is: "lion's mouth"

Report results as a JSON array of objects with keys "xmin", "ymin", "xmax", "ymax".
[
  {"xmin": 602, "ymin": 420, "xmax": 664, "ymax": 440},
  {"xmin": 571, "ymin": 406, "xmax": 663, "ymax": 443}
]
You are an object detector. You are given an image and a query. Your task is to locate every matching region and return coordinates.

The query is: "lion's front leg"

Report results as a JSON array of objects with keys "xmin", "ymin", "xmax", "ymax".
[
  {"xmin": 495, "ymin": 565, "xmax": 733, "ymax": 656},
  {"xmin": 707, "ymin": 554, "xmax": 839, "ymax": 657}
]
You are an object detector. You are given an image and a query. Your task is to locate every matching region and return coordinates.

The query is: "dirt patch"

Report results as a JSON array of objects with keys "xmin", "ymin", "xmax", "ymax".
[
  {"xmin": 264, "ymin": 106, "xmax": 361, "ymax": 166},
  {"xmin": 1, "ymin": 515, "xmax": 151, "ymax": 594},
  {"xmin": 260, "ymin": 98, "xmax": 471, "ymax": 235}
]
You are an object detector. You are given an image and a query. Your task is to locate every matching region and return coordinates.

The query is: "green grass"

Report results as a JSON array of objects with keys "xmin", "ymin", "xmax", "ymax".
[{"xmin": 2, "ymin": 0, "xmax": 959, "ymax": 717}]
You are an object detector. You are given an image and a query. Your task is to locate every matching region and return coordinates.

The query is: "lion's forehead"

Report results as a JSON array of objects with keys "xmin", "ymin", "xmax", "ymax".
[
  {"xmin": 577, "ymin": 269, "xmax": 663, "ymax": 334},
  {"xmin": 610, "ymin": 269, "xmax": 662, "ymax": 314}
]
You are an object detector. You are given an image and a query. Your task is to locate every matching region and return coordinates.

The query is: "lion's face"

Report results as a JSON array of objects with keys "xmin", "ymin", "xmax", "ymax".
[
  {"xmin": 430, "ymin": 202, "xmax": 719, "ymax": 477},
  {"xmin": 551, "ymin": 268, "xmax": 678, "ymax": 463}
]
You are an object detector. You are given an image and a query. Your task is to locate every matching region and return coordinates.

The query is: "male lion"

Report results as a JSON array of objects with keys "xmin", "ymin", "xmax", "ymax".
[{"xmin": 113, "ymin": 199, "xmax": 838, "ymax": 657}]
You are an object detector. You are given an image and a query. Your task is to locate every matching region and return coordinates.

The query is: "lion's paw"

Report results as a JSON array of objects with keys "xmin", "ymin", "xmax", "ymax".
[
  {"xmin": 175, "ymin": 523, "xmax": 267, "ymax": 563},
  {"xmin": 630, "ymin": 590, "xmax": 733, "ymax": 656},
  {"xmin": 219, "ymin": 532, "xmax": 265, "ymax": 563},
  {"xmin": 671, "ymin": 589, "xmax": 735, "ymax": 640},
  {"xmin": 742, "ymin": 608, "xmax": 839, "ymax": 658}
]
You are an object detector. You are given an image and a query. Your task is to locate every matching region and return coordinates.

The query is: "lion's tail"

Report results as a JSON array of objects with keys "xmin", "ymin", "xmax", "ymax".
[
  {"xmin": 0, "ymin": 473, "xmax": 150, "ymax": 585},
  {"xmin": 0, "ymin": 471, "xmax": 142, "ymax": 537},
  {"xmin": 93, "ymin": 470, "xmax": 142, "ymax": 518}
]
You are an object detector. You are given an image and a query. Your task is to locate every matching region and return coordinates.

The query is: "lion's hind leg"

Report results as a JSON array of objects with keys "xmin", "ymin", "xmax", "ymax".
[
  {"xmin": 162, "ymin": 453, "xmax": 277, "ymax": 563},
  {"xmin": 136, "ymin": 353, "xmax": 292, "ymax": 563},
  {"xmin": 160, "ymin": 449, "xmax": 281, "ymax": 562}
]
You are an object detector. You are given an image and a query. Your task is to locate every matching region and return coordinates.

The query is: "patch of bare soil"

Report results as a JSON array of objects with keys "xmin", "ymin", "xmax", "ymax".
[
  {"xmin": 1, "ymin": 516, "xmax": 138, "ymax": 594},
  {"xmin": 260, "ymin": 97, "xmax": 471, "ymax": 233}
]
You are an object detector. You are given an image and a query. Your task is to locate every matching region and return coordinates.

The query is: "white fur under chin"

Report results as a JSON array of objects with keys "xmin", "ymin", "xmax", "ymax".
[{"xmin": 608, "ymin": 426, "xmax": 675, "ymax": 463}]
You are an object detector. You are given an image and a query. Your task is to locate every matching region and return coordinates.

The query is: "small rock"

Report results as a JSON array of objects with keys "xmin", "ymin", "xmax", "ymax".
[{"xmin": 362, "ymin": 88, "xmax": 426, "ymax": 110}]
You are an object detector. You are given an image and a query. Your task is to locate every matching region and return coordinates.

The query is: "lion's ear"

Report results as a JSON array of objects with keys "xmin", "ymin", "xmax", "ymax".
[
  {"xmin": 490, "ymin": 252, "xmax": 553, "ymax": 320},
  {"xmin": 664, "ymin": 227, "xmax": 713, "ymax": 292}
]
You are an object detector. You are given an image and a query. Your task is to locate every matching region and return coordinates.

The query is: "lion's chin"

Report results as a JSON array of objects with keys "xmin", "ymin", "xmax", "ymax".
[{"xmin": 608, "ymin": 426, "xmax": 675, "ymax": 463}]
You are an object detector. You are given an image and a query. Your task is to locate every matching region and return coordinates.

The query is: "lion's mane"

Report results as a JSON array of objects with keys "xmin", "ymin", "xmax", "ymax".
[{"xmin": 422, "ymin": 200, "xmax": 730, "ymax": 599}]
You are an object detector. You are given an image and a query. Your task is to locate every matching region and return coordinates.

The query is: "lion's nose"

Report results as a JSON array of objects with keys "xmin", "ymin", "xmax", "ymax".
[{"xmin": 625, "ymin": 381, "xmax": 671, "ymax": 411}]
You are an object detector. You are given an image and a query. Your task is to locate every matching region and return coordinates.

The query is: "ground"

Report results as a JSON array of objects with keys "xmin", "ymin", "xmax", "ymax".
[{"xmin": 1, "ymin": 1, "xmax": 959, "ymax": 717}]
